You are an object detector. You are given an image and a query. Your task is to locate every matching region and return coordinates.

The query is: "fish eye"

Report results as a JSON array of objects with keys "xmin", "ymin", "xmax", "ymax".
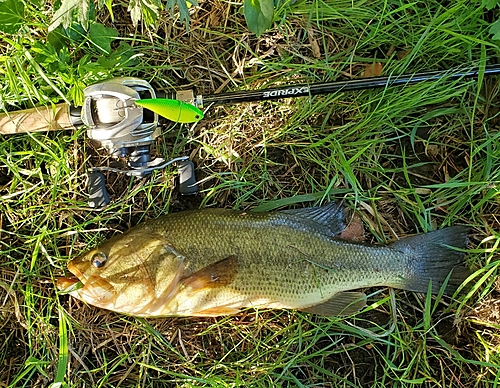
[
  {"xmin": 195, "ymin": 115, "xmax": 200, "ymax": 119},
  {"xmin": 92, "ymin": 252, "xmax": 107, "ymax": 268}
]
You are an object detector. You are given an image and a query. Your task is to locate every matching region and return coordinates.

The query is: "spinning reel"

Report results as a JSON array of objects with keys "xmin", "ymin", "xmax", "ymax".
[{"xmin": 81, "ymin": 77, "xmax": 198, "ymax": 207}]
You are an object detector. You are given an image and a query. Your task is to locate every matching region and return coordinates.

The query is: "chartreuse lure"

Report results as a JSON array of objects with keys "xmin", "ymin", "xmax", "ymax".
[{"xmin": 135, "ymin": 98, "xmax": 204, "ymax": 123}]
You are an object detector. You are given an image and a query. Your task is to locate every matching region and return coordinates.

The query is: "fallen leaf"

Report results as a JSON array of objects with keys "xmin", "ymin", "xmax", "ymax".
[
  {"xmin": 426, "ymin": 144, "xmax": 439, "ymax": 157},
  {"xmin": 308, "ymin": 28, "xmax": 321, "ymax": 58},
  {"xmin": 397, "ymin": 50, "xmax": 410, "ymax": 59},
  {"xmin": 340, "ymin": 212, "xmax": 366, "ymax": 241},
  {"xmin": 362, "ymin": 62, "xmax": 383, "ymax": 77},
  {"xmin": 310, "ymin": 39, "xmax": 321, "ymax": 58}
]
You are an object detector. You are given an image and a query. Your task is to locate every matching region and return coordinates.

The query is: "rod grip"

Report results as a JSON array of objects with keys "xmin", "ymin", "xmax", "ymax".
[{"xmin": 0, "ymin": 103, "xmax": 75, "ymax": 134}]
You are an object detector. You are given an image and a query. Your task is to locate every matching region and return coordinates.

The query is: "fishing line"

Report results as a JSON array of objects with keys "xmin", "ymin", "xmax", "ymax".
[{"xmin": 187, "ymin": 102, "xmax": 215, "ymax": 136}]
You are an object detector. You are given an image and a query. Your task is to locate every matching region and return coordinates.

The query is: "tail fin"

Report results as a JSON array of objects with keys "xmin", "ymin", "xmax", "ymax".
[{"xmin": 390, "ymin": 226, "xmax": 470, "ymax": 294}]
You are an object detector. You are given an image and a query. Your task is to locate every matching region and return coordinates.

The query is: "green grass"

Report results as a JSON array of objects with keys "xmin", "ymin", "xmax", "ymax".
[{"xmin": 1, "ymin": 0, "xmax": 500, "ymax": 387}]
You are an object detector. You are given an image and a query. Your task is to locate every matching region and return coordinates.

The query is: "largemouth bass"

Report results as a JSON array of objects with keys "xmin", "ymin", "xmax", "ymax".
[{"xmin": 57, "ymin": 203, "xmax": 469, "ymax": 317}]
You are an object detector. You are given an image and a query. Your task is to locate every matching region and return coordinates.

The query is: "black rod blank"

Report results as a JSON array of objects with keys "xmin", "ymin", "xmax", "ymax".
[{"xmin": 201, "ymin": 64, "xmax": 500, "ymax": 107}]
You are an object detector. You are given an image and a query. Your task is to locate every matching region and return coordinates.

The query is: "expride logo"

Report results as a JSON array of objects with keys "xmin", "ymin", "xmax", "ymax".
[{"xmin": 262, "ymin": 87, "xmax": 309, "ymax": 98}]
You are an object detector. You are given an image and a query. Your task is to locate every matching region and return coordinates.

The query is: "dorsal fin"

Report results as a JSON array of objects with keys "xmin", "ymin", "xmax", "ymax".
[
  {"xmin": 281, "ymin": 202, "xmax": 346, "ymax": 236},
  {"xmin": 181, "ymin": 255, "xmax": 239, "ymax": 291}
]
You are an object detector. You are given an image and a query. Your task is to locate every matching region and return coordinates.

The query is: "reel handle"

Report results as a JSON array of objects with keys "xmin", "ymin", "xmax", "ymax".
[
  {"xmin": 0, "ymin": 103, "xmax": 78, "ymax": 134},
  {"xmin": 177, "ymin": 159, "xmax": 199, "ymax": 195},
  {"xmin": 87, "ymin": 170, "xmax": 111, "ymax": 208}
]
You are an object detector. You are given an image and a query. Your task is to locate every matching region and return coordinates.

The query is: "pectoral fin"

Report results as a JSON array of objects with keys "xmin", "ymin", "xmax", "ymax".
[
  {"xmin": 181, "ymin": 255, "xmax": 238, "ymax": 290},
  {"xmin": 300, "ymin": 291, "xmax": 367, "ymax": 316}
]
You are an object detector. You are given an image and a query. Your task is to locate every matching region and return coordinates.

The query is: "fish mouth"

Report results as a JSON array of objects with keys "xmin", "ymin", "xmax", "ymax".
[
  {"xmin": 56, "ymin": 260, "xmax": 88, "ymax": 292},
  {"xmin": 57, "ymin": 260, "xmax": 116, "ymax": 305},
  {"xmin": 56, "ymin": 276, "xmax": 82, "ymax": 292}
]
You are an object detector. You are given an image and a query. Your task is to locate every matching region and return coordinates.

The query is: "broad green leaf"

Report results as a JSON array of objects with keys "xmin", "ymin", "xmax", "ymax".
[
  {"xmin": 244, "ymin": 0, "xmax": 274, "ymax": 37},
  {"xmin": 47, "ymin": 28, "xmax": 66, "ymax": 51},
  {"xmin": 62, "ymin": 23, "xmax": 87, "ymax": 42},
  {"xmin": 489, "ymin": 18, "xmax": 500, "ymax": 40},
  {"xmin": 141, "ymin": 0, "xmax": 160, "ymax": 26},
  {"xmin": 89, "ymin": 23, "xmax": 118, "ymax": 54},
  {"xmin": 96, "ymin": 42, "xmax": 139, "ymax": 69},
  {"xmin": 0, "ymin": 0, "xmax": 24, "ymax": 34},
  {"xmin": 166, "ymin": 0, "xmax": 194, "ymax": 28},
  {"xmin": 482, "ymin": 0, "xmax": 499, "ymax": 10}
]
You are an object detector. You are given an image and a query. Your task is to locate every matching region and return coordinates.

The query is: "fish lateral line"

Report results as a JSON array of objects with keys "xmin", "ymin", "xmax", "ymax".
[
  {"xmin": 287, "ymin": 244, "xmax": 340, "ymax": 300},
  {"xmin": 288, "ymin": 244, "xmax": 341, "ymax": 272}
]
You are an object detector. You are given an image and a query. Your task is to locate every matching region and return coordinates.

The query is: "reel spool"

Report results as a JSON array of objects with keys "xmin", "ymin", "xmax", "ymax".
[{"xmin": 82, "ymin": 77, "xmax": 198, "ymax": 208}]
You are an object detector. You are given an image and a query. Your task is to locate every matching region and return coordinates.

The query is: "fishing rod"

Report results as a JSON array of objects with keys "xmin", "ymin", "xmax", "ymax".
[
  {"xmin": 1, "ymin": 64, "xmax": 499, "ymax": 207},
  {"xmin": 191, "ymin": 64, "xmax": 500, "ymax": 106},
  {"xmin": 3, "ymin": 64, "xmax": 499, "ymax": 135}
]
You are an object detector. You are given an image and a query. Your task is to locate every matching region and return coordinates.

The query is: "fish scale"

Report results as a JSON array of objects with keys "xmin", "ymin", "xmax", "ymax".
[{"xmin": 57, "ymin": 204, "xmax": 469, "ymax": 317}]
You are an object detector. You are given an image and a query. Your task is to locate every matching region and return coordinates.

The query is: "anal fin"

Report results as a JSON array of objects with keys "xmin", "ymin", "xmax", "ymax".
[
  {"xmin": 300, "ymin": 291, "xmax": 367, "ymax": 316},
  {"xmin": 192, "ymin": 306, "xmax": 241, "ymax": 316}
]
